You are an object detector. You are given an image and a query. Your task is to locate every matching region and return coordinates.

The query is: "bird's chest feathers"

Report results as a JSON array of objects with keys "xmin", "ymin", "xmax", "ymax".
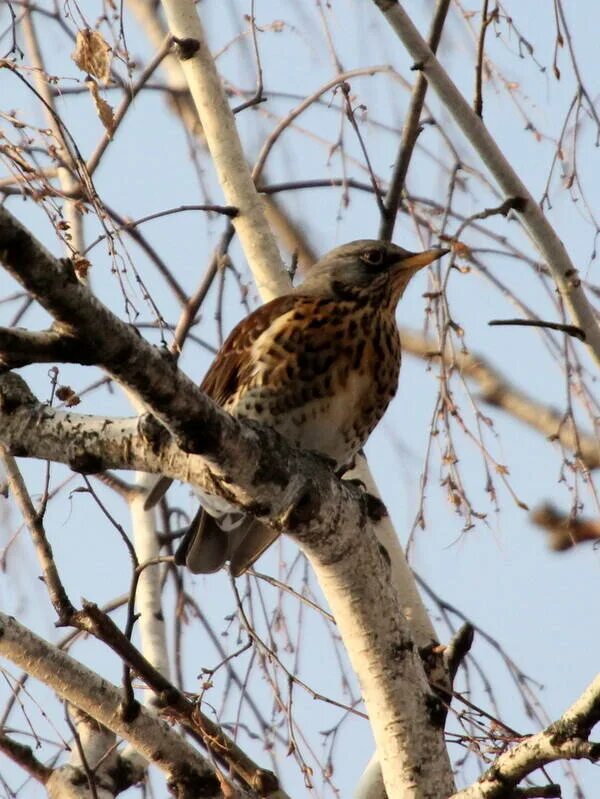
[{"xmin": 234, "ymin": 305, "xmax": 401, "ymax": 463}]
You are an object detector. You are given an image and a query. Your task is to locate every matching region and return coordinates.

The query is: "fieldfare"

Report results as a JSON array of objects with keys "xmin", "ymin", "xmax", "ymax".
[{"xmin": 146, "ymin": 239, "xmax": 447, "ymax": 575}]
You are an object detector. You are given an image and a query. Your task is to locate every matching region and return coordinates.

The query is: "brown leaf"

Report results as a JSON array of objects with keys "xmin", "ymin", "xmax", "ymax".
[
  {"xmin": 56, "ymin": 385, "xmax": 81, "ymax": 407},
  {"xmin": 72, "ymin": 29, "xmax": 111, "ymax": 82},
  {"xmin": 86, "ymin": 79, "xmax": 115, "ymax": 136},
  {"xmin": 73, "ymin": 255, "xmax": 91, "ymax": 279},
  {"xmin": 452, "ymin": 240, "xmax": 472, "ymax": 259}
]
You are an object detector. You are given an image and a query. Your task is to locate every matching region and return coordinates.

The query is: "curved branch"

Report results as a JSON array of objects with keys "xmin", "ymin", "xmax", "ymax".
[{"xmin": 0, "ymin": 732, "xmax": 51, "ymax": 784}]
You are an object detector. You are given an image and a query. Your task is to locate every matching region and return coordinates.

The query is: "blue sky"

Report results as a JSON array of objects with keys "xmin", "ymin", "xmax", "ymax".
[{"xmin": 1, "ymin": 1, "xmax": 600, "ymax": 796}]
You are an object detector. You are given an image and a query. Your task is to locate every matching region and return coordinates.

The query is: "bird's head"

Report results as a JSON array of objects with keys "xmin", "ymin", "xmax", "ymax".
[{"xmin": 302, "ymin": 239, "xmax": 448, "ymax": 303}]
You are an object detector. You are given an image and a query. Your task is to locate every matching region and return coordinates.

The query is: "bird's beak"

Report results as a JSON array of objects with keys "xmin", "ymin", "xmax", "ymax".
[{"xmin": 395, "ymin": 247, "xmax": 450, "ymax": 272}]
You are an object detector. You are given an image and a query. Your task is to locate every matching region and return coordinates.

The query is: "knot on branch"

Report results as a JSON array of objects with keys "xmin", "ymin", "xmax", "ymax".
[
  {"xmin": 167, "ymin": 761, "xmax": 220, "ymax": 799},
  {"xmin": 283, "ymin": 481, "xmax": 320, "ymax": 530},
  {"xmin": 118, "ymin": 697, "xmax": 142, "ymax": 724},
  {"xmin": 251, "ymin": 768, "xmax": 280, "ymax": 795},
  {"xmin": 0, "ymin": 372, "xmax": 37, "ymax": 414},
  {"xmin": 138, "ymin": 412, "xmax": 171, "ymax": 453},
  {"xmin": 363, "ymin": 490, "xmax": 388, "ymax": 522},
  {"xmin": 68, "ymin": 451, "xmax": 106, "ymax": 474},
  {"xmin": 172, "ymin": 36, "xmax": 201, "ymax": 61}
]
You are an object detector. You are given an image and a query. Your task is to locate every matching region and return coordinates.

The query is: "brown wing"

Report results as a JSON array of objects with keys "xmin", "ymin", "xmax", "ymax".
[{"xmin": 200, "ymin": 293, "xmax": 301, "ymax": 406}]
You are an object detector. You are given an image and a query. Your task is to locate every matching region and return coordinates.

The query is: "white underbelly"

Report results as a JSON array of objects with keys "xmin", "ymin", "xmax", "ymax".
[{"xmin": 241, "ymin": 371, "xmax": 371, "ymax": 466}]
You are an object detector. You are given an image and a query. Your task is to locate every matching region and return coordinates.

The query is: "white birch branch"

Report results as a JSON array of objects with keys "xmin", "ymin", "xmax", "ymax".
[
  {"xmin": 47, "ymin": 708, "xmax": 137, "ymax": 799},
  {"xmin": 132, "ymin": 0, "xmax": 439, "ymax": 650},
  {"xmin": 158, "ymin": 0, "xmax": 289, "ymax": 300},
  {"xmin": 0, "ymin": 612, "xmax": 221, "ymax": 798},
  {"xmin": 126, "ymin": 0, "xmax": 318, "ymax": 271},
  {"xmin": 156, "ymin": 0, "xmax": 440, "ymax": 652},
  {"xmin": 131, "ymin": 474, "xmax": 171, "ymax": 683},
  {"xmin": 451, "ymin": 673, "xmax": 600, "ymax": 799},
  {"xmin": 0, "ymin": 205, "xmax": 454, "ymax": 799},
  {"xmin": 21, "ymin": 8, "xmax": 84, "ymax": 257}
]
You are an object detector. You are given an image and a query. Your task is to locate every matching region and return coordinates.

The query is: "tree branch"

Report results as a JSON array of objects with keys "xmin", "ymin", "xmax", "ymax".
[
  {"xmin": 0, "ymin": 326, "xmax": 96, "ymax": 369},
  {"xmin": 372, "ymin": 0, "xmax": 600, "ymax": 366},
  {"xmin": 158, "ymin": 0, "xmax": 289, "ymax": 300},
  {"xmin": 379, "ymin": 0, "xmax": 451, "ymax": 241},
  {"xmin": 450, "ymin": 673, "xmax": 600, "ymax": 798},
  {"xmin": 531, "ymin": 504, "xmax": 600, "ymax": 551},
  {"xmin": 0, "ymin": 612, "xmax": 221, "ymax": 798},
  {"xmin": 123, "ymin": 8, "xmax": 452, "ymax": 793},
  {"xmin": 0, "ymin": 732, "xmax": 52, "ymax": 784},
  {"xmin": 0, "ymin": 204, "xmax": 453, "ymax": 798}
]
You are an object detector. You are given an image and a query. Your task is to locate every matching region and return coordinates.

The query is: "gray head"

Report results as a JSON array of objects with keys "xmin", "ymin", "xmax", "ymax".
[{"xmin": 300, "ymin": 239, "xmax": 448, "ymax": 303}]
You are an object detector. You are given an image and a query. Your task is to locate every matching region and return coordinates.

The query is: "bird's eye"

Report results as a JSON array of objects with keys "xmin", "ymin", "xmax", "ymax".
[{"xmin": 361, "ymin": 249, "xmax": 385, "ymax": 267}]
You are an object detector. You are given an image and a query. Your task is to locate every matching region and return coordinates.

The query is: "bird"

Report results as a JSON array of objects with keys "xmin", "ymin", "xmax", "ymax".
[{"xmin": 145, "ymin": 239, "xmax": 448, "ymax": 576}]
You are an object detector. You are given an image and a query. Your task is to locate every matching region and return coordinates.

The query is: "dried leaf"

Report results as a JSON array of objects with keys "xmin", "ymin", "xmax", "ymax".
[
  {"xmin": 452, "ymin": 240, "xmax": 472, "ymax": 258},
  {"xmin": 73, "ymin": 255, "xmax": 91, "ymax": 279},
  {"xmin": 86, "ymin": 79, "xmax": 115, "ymax": 136},
  {"xmin": 56, "ymin": 385, "xmax": 81, "ymax": 407},
  {"xmin": 72, "ymin": 28, "xmax": 111, "ymax": 82},
  {"xmin": 448, "ymin": 492, "xmax": 462, "ymax": 509}
]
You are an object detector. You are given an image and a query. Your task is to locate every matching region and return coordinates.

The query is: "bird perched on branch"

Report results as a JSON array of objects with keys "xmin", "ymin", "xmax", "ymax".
[{"xmin": 145, "ymin": 239, "xmax": 447, "ymax": 576}]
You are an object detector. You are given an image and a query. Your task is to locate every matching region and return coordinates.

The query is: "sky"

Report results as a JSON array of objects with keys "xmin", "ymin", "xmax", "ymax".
[{"xmin": 1, "ymin": 1, "xmax": 600, "ymax": 797}]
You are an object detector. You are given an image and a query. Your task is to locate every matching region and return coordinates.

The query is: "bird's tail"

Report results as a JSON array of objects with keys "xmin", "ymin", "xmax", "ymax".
[{"xmin": 174, "ymin": 508, "xmax": 280, "ymax": 577}]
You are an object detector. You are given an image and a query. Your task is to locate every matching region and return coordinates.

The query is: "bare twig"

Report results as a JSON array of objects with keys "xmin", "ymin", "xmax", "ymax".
[
  {"xmin": 372, "ymin": 0, "xmax": 600, "ymax": 365},
  {"xmin": 450, "ymin": 673, "xmax": 600, "ymax": 798},
  {"xmin": 474, "ymin": 1, "xmax": 498, "ymax": 118},
  {"xmin": 0, "ymin": 447, "xmax": 76, "ymax": 620},
  {"xmin": 379, "ymin": 0, "xmax": 451, "ymax": 240},
  {"xmin": 489, "ymin": 318, "xmax": 586, "ymax": 342}
]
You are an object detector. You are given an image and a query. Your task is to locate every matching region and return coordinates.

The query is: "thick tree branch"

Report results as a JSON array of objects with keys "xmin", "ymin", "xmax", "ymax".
[
  {"xmin": 0, "ymin": 326, "xmax": 96, "ymax": 369},
  {"xmin": 0, "ymin": 371, "xmax": 339, "ymax": 530},
  {"xmin": 373, "ymin": 0, "xmax": 600, "ymax": 366},
  {"xmin": 0, "ymin": 732, "xmax": 52, "ymax": 784},
  {"xmin": 0, "ymin": 374, "xmax": 444, "ymax": 796},
  {"xmin": 127, "ymin": 0, "xmax": 317, "ymax": 274},
  {"xmin": 450, "ymin": 673, "xmax": 600, "ymax": 799},
  {"xmin": 158, "ymin": 0, "xmax": 289, "ymax": 300},
  {"xmin": 125, "ymin": 8, "xmax": 451, "ymax": 792},
  {"xmin": 0, "ymin": 612, "xmax": 221, "ymax": 798},
  {"xmin": 0, "ymin": 206, "xmax": 453, "ymax": 798}
]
